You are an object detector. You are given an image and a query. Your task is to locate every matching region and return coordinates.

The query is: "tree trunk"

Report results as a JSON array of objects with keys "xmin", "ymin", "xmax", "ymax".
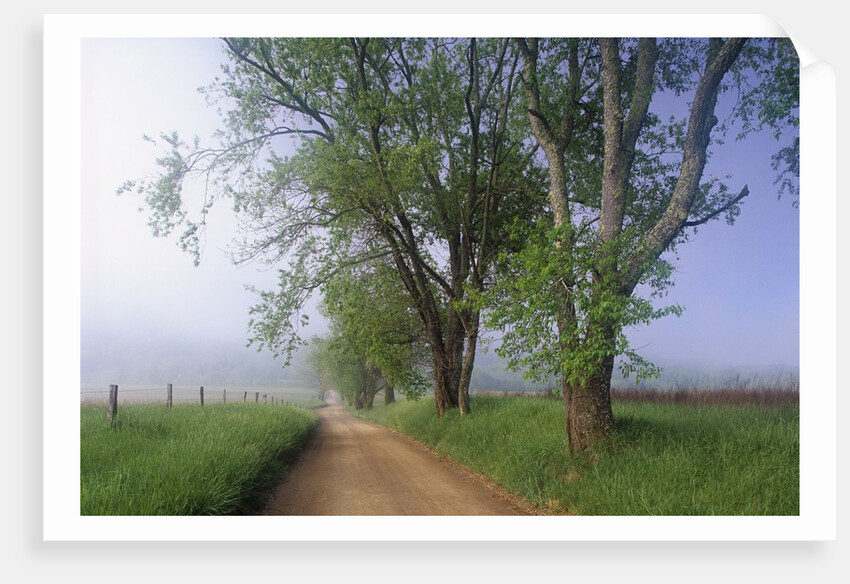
[
  {"xmin": 384, "ymin": 382, "xmax": 395, "ymax": 405},
  {"xmin": 429, "ymin": 306, "xmax": 465, "ymax": 416},
  {"xmin": 317, "ymin": 376, "xmax": 329, "ymax": 402},
  {"xmin": 457, "ymin": 311, "xmax": 480, "ymax": 416},
  {"xmin": 432, "ymin": 347, "xmax": 460, "ymax": 416},
  {"xmin": 563, "ymin": 351, "xmax": 615, "ymax": 453},
  {"xmin": 363, "ymin": 367, "xmax": 379, "ymax": 410},
  {"xmin": 560, "ymin": 292, "xmax": 617, "ymax": 453}
]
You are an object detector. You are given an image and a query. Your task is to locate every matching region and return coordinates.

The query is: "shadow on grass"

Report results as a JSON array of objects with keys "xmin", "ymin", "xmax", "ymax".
[{"xmin": 232, "ymin": 422, "xmax": 321, "ymax": 515}]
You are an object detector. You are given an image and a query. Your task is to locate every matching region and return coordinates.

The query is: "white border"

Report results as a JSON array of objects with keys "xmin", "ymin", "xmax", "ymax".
[{"xmin": 44, "ymin": 13, "xmax": 836, "ymax": 541}]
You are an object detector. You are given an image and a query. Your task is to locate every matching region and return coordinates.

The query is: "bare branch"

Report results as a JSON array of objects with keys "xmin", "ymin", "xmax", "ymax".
[{"xmin": 683, "ymin": 185, "xmax": 749, "ymax": 227}]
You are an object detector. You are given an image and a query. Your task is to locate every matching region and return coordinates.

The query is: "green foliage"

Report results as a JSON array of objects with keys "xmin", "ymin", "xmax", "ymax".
[
  {"xmin": 355, "ymin": 396, "xmax": 799, "ymax": 515},
  {"xmin": 80, "ymin": 403, "xmax": 318, "ymax": 515},
  {"xmin": 483, "ymin": 220, "xmax": 682, "ymax": 387},
  {"xmin": 729, "ymin": 38, "xmax": 800, "ymax": 203},
  {"xmin": 306, "ymin": 335, "xmax": 376, "ymax": 408},
  {"xmin": 318, "ymin": 260, "xmax": 429, "ymax": 400},
  {"xmin": 245, "ymin": 264, "xmax": 311, "ymax": 364}
]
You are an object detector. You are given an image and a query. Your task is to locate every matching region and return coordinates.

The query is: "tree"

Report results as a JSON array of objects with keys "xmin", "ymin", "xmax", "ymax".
[
  {"xmin": 493, "ymin": 37, "xmax": 799, "ymax": 452},
  {"xmin": 119, "ymin": 36, "xmax": 797, "ymax": 453},
  {"xmin": 306, "ymin": 334, "xmax": 378, "ymax": 409},
  {"xmin": 120, "ymin": 37, "xmax": 543, "ymax": 418},
  {"xmin": 318, "ymin": 257, "xmax": 430, "ymax": 404}
]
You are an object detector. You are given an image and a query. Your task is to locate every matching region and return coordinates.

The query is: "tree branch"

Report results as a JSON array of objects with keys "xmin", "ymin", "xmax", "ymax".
[
  {"xmin": 683, "ymin": 185, "xmax": 749, "ymax": 227},
  {"xmin": 222, "ymin": 38, "xmax": 335, "ymax": 143}
]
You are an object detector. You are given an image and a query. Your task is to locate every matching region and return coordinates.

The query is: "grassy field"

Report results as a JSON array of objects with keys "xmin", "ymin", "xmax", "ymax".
[
  {"xmin": 80, "ymin": 402, "xmax": 319, "ymax": 515},
  {"xmin": 352, "ymin": 394, "xmax": 799, "ymax": 515}
]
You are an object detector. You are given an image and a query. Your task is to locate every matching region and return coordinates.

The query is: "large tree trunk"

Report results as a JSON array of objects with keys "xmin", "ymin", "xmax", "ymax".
[
  {"xmin": 427, "ymin": 303, "xmax": 469, "ymax": 416},
  {"xmin": 432, "ymin": 358, "xmax": 455, "ymax": 416},
  {"xmin": 432, "ymin": 342, "xmax": 461, "ymax": 416},
  {"xmin": 429, "ymin": 321, "xmax": 459, "ymax": 417},
  {"xmin": 384, "ymin": 382, "xmax": 395, "ymax": 405},
  {"xmin": 557, "ymin": 290, "xmax": 615, "ymax": 453},
  {"xmin": 563, "ymin": 350, "xmax": 616, "ymax": 453}
]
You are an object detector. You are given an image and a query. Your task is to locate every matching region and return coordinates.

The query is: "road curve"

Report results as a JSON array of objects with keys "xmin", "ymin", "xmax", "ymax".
[{"xmin": 257, "ymin": 401, "xmax": 537, "ymax": 516}]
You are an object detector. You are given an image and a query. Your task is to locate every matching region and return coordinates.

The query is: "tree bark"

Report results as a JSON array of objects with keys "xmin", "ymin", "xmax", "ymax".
[
  {"xmin": 432, "ymin": 352, "xmax": 457, "ymax": 416},
  {"xmin": 621, "ymin": 38, "xmax": 748, "ymax": 291},
  {"xmin": 457, "ymin": 310, "xmax": 480, "ymax": 416},
  {"xmin": 363, "ymin": 366, "xmax": 380, "ymax": 410},
  {"xmin": 557, "ymin": 287, "xmax": 618, "ymax": 453},
  {"xmin": 564, "ymin": 350, "xmax": 616, "ymax": 453},
  {"xmin": 564, "ymin": 317, "xmax": 617, "ymax": 453},
  {"xmin": 515, "ymin": 37, "xmax": 571, "ymax": 227},
  {"xmin": 599, "ymin": 38, "xmax": 658, "ymax": 249}
]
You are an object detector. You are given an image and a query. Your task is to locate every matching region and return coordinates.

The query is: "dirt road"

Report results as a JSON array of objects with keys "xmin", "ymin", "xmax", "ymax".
[{"xmin": 258, "ymin": 400, "xmax": 539, "ymax": 516}]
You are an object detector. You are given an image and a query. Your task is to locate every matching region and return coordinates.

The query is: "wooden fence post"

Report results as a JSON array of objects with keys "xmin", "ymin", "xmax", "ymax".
[
  {"xmin": 255, "ymin": 392, "xmax": 259, "ymax": 403},
  {"xmin": 107, "ymin": 384, "xmax": 118, "ymax": 423},
  {"xmin": 243, "ymin": 391, "xmax": 247, "ymax": 403},
  {"xmin": 167, "ymin": 383, "xmax": 173, "ymax": 409},
  {"xmin": 223, "ymin": 388, "xmax": 227, "ymax": 404},
  {"xmin": 200, "ymin": 386, "xmax": 204, "ymax": 406}
]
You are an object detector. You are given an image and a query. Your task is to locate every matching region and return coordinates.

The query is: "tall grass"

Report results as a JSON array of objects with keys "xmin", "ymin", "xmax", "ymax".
[
  {"xmin": 353, "ymin": 395, "xmax": 799, "ymax": 515},
  {"xmin": 81, "ymin": 403, "xmax": 318, "ymax": 515}
]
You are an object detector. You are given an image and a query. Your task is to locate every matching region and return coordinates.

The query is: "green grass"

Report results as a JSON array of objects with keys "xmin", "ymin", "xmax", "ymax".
[
  {"xmin": 81, "ymin": 402, "xmax": 319, "ymax": 515},
  {"xmin": 352, "ymin": 395, "xmax": 799, "ymax": 515}
]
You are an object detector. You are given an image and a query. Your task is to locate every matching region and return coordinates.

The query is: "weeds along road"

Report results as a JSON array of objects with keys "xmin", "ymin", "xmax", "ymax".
[{"xmin": 258, "ymin": 399, "xmax": 538, "ymax": 516}]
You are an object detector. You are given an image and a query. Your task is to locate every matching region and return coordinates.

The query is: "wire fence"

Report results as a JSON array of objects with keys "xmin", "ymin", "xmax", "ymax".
[{"xmin": 81, "ymin": 384, "xmax": 317, "ymax": 421}]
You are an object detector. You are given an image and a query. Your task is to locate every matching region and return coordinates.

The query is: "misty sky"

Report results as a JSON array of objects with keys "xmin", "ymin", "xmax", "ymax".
[{"xmin": 80, "ymin": 36, "xmax": 800, "ymax": 381}]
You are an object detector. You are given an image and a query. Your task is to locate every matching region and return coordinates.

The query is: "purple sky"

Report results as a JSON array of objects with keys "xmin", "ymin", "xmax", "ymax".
[{"xmin": 80, "ymin": 37, "xmax": 800, "ymax": 379}]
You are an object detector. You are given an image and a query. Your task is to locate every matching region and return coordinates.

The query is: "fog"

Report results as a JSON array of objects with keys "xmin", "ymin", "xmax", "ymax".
[{"xmin": 79, "ymin": 37, "xmax": 800, "ymax": 390}]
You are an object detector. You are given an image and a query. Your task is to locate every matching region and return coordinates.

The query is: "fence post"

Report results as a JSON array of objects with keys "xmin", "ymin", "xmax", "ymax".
[
  {"xmin": 243, "ymin": 391, "xmax": 247, "ymax": 403},
  {"xmin": 200, "ymin": 386, "xmax": 204, "ymax": 406},
  {"xmin": 255, "ymin": 392, "xmax": 259, "ymax": 403},
  {"xmin": 107, "ymin": 384, "xmax": 118, "ymax": 424},
  {"xmin": 167, "ymin": 383, "xmax": 173, "ymax": 409},
  {"xmin": 223, "ymin": 388, "xmax": 227, "ymax": 405},
  {"xmin": 263, "ymin": 394, "xmax": 267, "ymax": 404}
]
